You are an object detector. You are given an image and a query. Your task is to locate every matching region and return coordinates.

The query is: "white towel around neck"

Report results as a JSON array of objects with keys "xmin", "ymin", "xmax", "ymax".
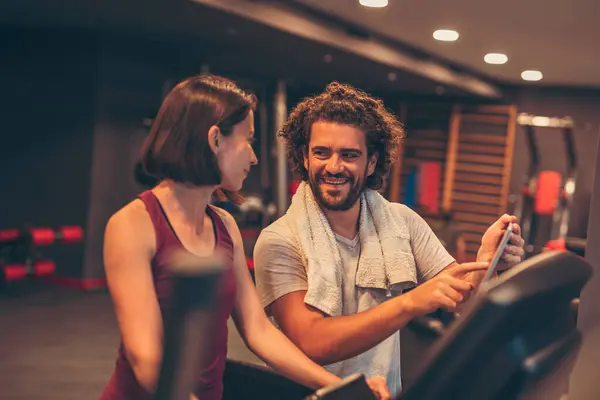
[{"xmin": 286, "ymin": 182, "xmax": 418, "ymax": 317}]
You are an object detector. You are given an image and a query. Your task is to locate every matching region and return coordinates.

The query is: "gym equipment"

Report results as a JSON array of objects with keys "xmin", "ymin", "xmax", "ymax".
[
  {"xmin": 515, "ymin": 113, "xmax": 583, "ymax": 258},
  {"xmin": 245, "ymin": 257, "xmax": 255, "ymax": 282},
  {"xmin": 417, "ymin": 161, "xmax": 441, "ymax": 214},
  {"xmin": 236, "ymin": 194, "xmax": 276, "ymax": 279},
  {"xmin": 152, "ymin": 242, "xmax": 592, "ymax": 399},
  {"xmin": 0, "ymin": 264, "xmax": 27, "ymax": 283},
  {"xmin": 545, "ymin": 237, "xmax": 586, "ymax": 257},
  {"xmin": 29, "ymin": 226, "xmax": 83, "ymax": 246},
  {"xmin": 155, "ymin": 253, "xmax": 314, "ymax": 400},
  {"xmin": 403, "ymin": 168, "xmax": 418, "ymax": 208},
  {"xmin": 33, "ymin": 260, "xmax": 56, "ymax": 277},
  {"xmin": 0, "ymin": 226, "xmax": 83, "ymax": 247},
  {"xmin": 0, "ymin": 225, "xmax": 82, "ymax": 287},
  {"xmin": 223, "ymin": 360, "xmax": 313, "ymax": 400},
  {"xmin": 399, "ymin": 251, "xmax": 592, "ymax": 400},
  {"xmin": 154, "ymin": 254, "xmax": 226, "ymax": 400},
  {"xmin": 0, "ymin": 260, "xmax": 56, "ymax": 287},
  {"xmin": 0, "ymin": 229, "xmax": 19, "ymax": 242},
  {"xmin": 403, "ymin": 162, "xmax": 442, "ymax": 212}
]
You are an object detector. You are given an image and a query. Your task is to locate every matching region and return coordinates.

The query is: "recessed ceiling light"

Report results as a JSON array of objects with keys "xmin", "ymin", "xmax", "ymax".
[
  {"xmin": 521, "ymin": 70, "xmax": 543, "ymax": 81},
  {"xmin": 323, "ymin": 54, "xmax": 333, "ymax": 63},
  {"xmin": 359, "ymin": 0, "xmax": 388, "ymax": 7},
  {"xmin": 484, "ymin": 53, "xmax": 508, "ymax": 65},
  {"xmin": 433, "ymin": 29, "xmax": 459, "ymax": 42},
  {"xmin": 387, "ymin": 72, "xmax": 397, "ymax": 82},
  {"xmin": 531, "ymin": 116, "xmax": 550, "ymax": 126}
]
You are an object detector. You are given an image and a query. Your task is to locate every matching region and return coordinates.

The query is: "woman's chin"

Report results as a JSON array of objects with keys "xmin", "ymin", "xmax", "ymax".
[{"xmin": 220, "ymin": 181, "xmax": 243, "ymax": 193}]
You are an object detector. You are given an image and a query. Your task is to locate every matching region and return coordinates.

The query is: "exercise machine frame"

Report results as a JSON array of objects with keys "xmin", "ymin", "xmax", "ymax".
[{"xmin": 514, "ymin": 113, "xmax": 577, "ymax": 257}]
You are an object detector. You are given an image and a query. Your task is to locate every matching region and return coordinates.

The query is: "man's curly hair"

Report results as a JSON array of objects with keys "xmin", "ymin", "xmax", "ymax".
[{"xmin": 279, "ymin": 82, "xmax": 405, "ymax": 191}]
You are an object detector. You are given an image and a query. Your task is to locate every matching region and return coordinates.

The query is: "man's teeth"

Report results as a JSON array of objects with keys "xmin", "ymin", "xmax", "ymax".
[{"xmin": 323, "ymin": 178, "xmax": 348, "ymax": 185}]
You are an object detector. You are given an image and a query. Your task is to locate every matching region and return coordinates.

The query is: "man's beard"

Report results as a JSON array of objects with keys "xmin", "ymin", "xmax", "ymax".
[{"xmin": 308, "ymin": 167, "xmax": 367, "ymax": 211}]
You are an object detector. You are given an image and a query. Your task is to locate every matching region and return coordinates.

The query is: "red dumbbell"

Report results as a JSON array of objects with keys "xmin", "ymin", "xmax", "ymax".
[
  {"xmin": 57, "ymin": 226, "xmax": 83, "ymax": 243},
  {"xmin": 33, "ymin": 260, "xmax": 56, "ymax": 277},
  {"xmin": 30, "ymin": 228, "xmax": 56, "ymax": 246},
  {"xmin": 0, "ymin": 229, "xmax": 20, "ymax": 243},
  {"xmin": 29, "ymin": 226, "xmax": 84, "ymax": 246},
  {"xmin": 2, "ymin": 264, "xmax": 28, "ymax": 282}
]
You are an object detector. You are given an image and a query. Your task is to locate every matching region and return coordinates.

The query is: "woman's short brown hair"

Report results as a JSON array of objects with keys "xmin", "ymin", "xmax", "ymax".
[{"xmin": 141, "ymin": 74, "xmax": 257, "ymax": 188}]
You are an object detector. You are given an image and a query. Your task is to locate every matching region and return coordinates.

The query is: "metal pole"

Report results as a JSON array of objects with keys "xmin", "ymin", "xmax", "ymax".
[
  {"xmin": 274, "ymin": 80, "xmax": 288, "ymax": 217},
  {"xmin": 259, "ymin": 95, "xmax": 269, "ymax": 192},
  {"xmin": 558, "ymin": 126, "xmax": 578, "ymax": 240}
]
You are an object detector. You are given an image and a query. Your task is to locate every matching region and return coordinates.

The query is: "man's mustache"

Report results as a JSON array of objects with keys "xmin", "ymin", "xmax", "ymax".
[{"xmin": 318, "ymin": 173, "xmax": 353, "ymax": 180}]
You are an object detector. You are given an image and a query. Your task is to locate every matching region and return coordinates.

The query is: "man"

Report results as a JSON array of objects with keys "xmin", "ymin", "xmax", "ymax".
[{"xmin": 253, "ymin": 82, "xmax": 524, "ymax": 396}]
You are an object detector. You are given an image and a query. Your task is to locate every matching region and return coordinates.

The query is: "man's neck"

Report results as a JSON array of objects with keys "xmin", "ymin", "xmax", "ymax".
[{"xmin": 323, "ymin": 201, "xmax": 361, "ymax": 240}]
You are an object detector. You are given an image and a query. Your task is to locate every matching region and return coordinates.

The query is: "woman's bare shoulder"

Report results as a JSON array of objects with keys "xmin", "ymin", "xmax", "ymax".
[{"xmin": 105, "ymin": 198, "xmax": 156, "ymax": 253}]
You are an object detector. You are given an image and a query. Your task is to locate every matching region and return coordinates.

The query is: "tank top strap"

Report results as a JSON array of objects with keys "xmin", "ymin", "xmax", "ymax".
[
  {"xmin": 137, "ymin": 190, "xmax": 179, "ymax": 254},
  {"xmin": 138, "ymin": 190, "xmax": 234, "ymax": 260},
  {"xmin": 206, "ymin": 205, "xmax": 234, "ymax": 254}
]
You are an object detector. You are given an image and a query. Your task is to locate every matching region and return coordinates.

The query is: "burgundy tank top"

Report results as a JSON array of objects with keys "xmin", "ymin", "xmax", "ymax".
[{"xmin": 100, "ymin": 190, "xmax": 237, "ymax": 400}]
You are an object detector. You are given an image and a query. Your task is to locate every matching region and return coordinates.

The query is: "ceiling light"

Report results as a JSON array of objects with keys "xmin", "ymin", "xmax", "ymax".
[
  {"xmin": 359, "ymin": 0, "xmax": 388, "ymax": 7},
  {"xmin": 531, "ymin": 116, "xmax": 550, "ymax": 126},
  {"xmin": 484, "ymin": 53, "xmax": 508, "ymax": 65},
  {"xmin": 323, "ymin": 54, "xmax": 333, "ymax": 63},
  {"xmin": 387, "ymin": 72, "xmax": 397, "ymax": 82},
  {"xmin": 521, "ymin": 70, "xmax": 543, "ymax": 81},
  {"xmin": 433, "ymin": 29, "xmax": 459, "ymax": 42}
]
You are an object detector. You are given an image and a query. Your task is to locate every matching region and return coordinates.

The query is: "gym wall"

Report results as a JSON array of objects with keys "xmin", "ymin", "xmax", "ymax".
[
  {"xmin": 81, "ymin": 32, "xmax": 175, "ymax": 282},
  {"xmin": 0, "ymin": 27, "xmax": 97, "ymax": 278},
  {"xmin": 389, "ymin": 101, "xmax": 516, "ymax": 260}
]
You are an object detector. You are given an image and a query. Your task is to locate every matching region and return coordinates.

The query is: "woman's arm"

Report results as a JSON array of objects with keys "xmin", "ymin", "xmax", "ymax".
[
  {"xmin": 215, "ymin": 210, "xmax": 340, "ymax": 389},
  {"xmin": 103, "ymin": 201, "xmax": 163, "ymax": 393}
]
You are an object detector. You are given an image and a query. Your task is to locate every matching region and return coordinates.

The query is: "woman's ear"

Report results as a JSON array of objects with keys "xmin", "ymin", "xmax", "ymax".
[{"xmin": 208, "ymin": 125, "xmax": 221, "ymax": 154}]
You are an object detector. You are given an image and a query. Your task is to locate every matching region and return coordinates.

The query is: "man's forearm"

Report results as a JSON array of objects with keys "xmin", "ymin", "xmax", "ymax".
[{"xmin": 295, "ymin": 295, "xmax": 415, "ymax": 365}]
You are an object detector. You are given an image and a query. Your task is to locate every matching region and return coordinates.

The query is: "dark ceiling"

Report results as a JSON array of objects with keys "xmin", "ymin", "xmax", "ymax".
[{"xmin": 0, "ymin": 0, "xmax": 488, "ymax": 100}]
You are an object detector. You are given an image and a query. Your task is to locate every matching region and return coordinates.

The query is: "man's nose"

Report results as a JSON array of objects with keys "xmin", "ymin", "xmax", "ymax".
[{"xmin": 325, "ymin": 155, "xmax": 343, "ymax": 175}]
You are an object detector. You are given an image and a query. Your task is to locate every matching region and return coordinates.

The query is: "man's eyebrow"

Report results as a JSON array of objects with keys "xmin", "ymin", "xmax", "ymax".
[
  {"xmin": 310, "ymin": 146, "xmax": 362, "ymax": 153},
  {"xmin": 339, "ymin": 148, "xmax": 362, "ymax": 154}
]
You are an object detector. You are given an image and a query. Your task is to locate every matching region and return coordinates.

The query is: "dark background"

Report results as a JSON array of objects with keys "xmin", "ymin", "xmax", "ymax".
[{"xmin": 1, "ymin": 5, "xmax": 599, "ymax": 282}]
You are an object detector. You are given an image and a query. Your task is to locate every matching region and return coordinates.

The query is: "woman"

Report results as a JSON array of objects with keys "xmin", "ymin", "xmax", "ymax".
[{"xmin": 99, "ymin": 75, "xmax": 390, "ymax": 399}]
